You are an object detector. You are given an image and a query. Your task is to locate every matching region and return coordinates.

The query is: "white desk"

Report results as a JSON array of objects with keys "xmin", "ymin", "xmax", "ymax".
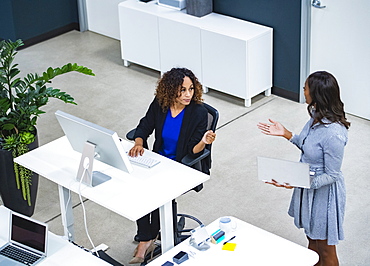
[
  {"xmin": 0, "ymin": 206, "xmax": 110, "ymax": 266},
  {"xmin": 14, "ymin": 136, "xmax": 209, "ymax": 253},
  {"xmin": 147, "ymin": 217, "xmax": 319, "ymax": 266}
]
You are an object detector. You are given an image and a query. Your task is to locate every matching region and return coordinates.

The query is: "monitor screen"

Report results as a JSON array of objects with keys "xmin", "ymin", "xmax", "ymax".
[{"xmin": 55, "ymin": 110, "xmax": 133, "ymax": 180}]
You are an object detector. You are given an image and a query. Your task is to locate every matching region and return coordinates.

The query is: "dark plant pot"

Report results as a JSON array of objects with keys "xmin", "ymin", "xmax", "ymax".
[
  {"xmin": 0, "ymin": 136, "xmax": 39, "ymax": 217},
  {"xmin": 186, "ymin": 0, "xmax": 212, "ymax": 17}
]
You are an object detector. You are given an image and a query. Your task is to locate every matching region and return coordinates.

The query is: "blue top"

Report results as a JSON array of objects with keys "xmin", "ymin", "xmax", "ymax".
[
  {"xmin": 159, "ymin": 108, "xmax": 185, "ymax": 160},
  {"xmin": 288, "ymin": 116, "xmax": 348, "ymax": 245}
]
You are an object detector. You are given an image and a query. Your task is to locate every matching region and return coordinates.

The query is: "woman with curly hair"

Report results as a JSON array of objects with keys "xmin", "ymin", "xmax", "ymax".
[
  {"xmin": 258, "ymin": 71, "xmax": 350, "ymax": 266},
  {"xmin": 128, "ymin": 68, "xmax": 216, "ymax": 264}
]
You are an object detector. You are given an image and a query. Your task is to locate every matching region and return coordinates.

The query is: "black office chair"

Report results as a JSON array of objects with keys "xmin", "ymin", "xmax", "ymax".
[
  {"xmin": 174, "ymin": 103, "xmax": 218, "ymax": 243},
  {"xmin": 126, "ymin": 102, "xmax": 218, "ymax": 263}
]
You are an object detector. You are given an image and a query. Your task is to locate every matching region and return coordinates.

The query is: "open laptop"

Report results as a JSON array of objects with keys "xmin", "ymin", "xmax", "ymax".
[
  {"xmin": 257, "ymin": 156, "xmax": 311, "ymax": 188},
  {"xmin": 0, "ymin": 211, "xmax": 48, "ymax": 266}
]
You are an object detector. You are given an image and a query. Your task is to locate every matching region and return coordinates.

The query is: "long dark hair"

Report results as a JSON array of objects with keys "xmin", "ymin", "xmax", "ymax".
[
  {"xmin": 306, "ymin": 71, "xmax": 350, "ymax": 129},
  {"xmin": 155, "ymin": 68, "xmax": 203, "ymax": 111}
]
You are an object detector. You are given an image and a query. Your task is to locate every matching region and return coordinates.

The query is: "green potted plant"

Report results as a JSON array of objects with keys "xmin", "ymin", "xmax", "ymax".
[{"xmin": 0, "ymin": 39, "xmax": 95, "ymax": 216}]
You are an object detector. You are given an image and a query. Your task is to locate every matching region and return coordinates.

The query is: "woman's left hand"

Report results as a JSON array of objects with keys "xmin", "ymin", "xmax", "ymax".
[
  {"xmin": 202, "ymin": 130, "xmax": 216, "ymax": 144},
  {"xmin": 265, "ymin": 179, "xmax": 294, "ymax": 189},
  {"xmin": 257, "ymin": 119, "xmax": 287, "ymax": 137}
]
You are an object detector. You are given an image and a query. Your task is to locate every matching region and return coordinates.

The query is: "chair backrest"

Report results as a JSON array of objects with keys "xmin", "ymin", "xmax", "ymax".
[
  {"xmin": 203, "ymin": 103, "xmax": 218, "ymax": 136},
  {"xmin": 199, "ymin": 102, "xmax": 218, "ymax": 175},
  {"xmin": 203, "ymin": 103, "xmax": 219, "ymax": 133}
]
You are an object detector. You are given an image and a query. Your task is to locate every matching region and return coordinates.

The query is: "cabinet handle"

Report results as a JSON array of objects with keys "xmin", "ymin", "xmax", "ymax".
[{"xmin": 312, "ymin": 0, "xmax": 326, "ymax": 8}]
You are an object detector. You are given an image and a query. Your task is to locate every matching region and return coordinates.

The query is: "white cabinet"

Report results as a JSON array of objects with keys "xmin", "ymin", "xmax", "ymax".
[
  {"xmin": 158, "ymin": 13, "xmax": 203, "ymax": 83},
  {"xmin": 200, "ymin": 13, "xmax": 273, "ymax": 107},
  {"xmin": 86, "ymin": 0, "xmax": 125, "ymax": 40},
  {"xmin": 119, "ymin": 1, "xmax": 162, "ymax": 70},
  {"xmin": 118, "ymin": 0, "xmax": 273, "ymax": 107}
]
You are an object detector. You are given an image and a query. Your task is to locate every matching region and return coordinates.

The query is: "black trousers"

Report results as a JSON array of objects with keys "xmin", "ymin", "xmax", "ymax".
[{"xmin": 136, "ymin": 208, "xmax": 160, "ymax": 241}]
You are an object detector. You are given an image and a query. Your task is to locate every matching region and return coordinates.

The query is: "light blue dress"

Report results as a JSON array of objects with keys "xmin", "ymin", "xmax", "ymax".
[{"xmin": 288, "ymin": 117, "xmax": 348, "ymax": 245}]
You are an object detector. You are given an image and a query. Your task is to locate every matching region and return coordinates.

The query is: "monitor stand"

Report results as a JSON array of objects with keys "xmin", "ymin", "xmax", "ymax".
[{"xmin": 76, "ymin": 141, "xmax": 111, "ymax": 187}]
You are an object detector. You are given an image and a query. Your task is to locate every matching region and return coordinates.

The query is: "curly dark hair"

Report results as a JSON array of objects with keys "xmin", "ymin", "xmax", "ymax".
[
  {"xmin": 306, "ymin": 71, "xmax": 350, "ymax": 129},
  {"xmin": 155, "ymin": 68, "xmax": 203, "ymax": 111}
]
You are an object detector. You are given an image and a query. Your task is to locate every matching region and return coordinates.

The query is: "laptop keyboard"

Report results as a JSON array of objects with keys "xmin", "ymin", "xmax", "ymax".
[{"xmin": 0, "ymin": 245, "xmax": 41, "ymax": 265}]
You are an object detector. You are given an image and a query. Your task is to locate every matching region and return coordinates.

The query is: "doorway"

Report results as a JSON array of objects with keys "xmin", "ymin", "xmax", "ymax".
[{"xmin": 309, "ymin": 0, "xmax": 370, "ymax": 120}]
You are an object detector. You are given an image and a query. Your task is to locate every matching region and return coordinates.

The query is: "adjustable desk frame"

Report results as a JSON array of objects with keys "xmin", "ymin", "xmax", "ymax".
[
  {"xmin": 58, "ymin": 185, "xmax": 174, "ymax": 252},
  {"xmin": 15, "ymin": 136, "xmax": 209, "ymax": 253}
]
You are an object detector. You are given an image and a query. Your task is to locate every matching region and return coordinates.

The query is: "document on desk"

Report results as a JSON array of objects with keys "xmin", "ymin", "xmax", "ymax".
[{"xmin": 257, "ymin": 156, "xmax": 311, "ymax": 188}]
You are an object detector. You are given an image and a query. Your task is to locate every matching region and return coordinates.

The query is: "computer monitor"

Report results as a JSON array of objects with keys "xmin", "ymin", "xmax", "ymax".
[{"xmin": 55, "ymin": 110, "xmax": 133, "ymax": 187}]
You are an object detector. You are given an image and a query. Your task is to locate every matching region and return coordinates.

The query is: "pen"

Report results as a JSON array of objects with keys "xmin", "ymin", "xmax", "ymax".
[{"xmin": 223, "ymin": 236, "xmax": 236, "ymax": 245}]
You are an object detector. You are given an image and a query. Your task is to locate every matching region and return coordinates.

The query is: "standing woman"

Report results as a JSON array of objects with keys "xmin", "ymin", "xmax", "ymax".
[
  {"xmin": 128, "ymin": 68, "xmax": 216, "ymax": 264},
  {"xmin": 257, "ymin": 71, "xmax": 350, "ymax": 266}
]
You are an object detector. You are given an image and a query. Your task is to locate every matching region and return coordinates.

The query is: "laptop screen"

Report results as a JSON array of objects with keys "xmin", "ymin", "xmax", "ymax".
[{"xmin": 11, "ymin": 213, "xmax": 47, "ymax": 254}]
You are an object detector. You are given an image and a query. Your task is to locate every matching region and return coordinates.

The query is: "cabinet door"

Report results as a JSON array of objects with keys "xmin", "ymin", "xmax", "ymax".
[
  {"xmin": 119, "ymin": 4, "xmax": 160, "ymax": 70},
  {"xmin": 86, "ymin": 0, "xmax": 124, "ymax": 40},
  {"xmin": 247, "ymin": 32, "xmax": 273, "ymax": 98},
  {"xmin": 201, "ymin": 30, "xmax": 247, "ymax": 99},
  {"xmin": 158, "ymin": 17, "xmax": 202, "ymax": 80}
]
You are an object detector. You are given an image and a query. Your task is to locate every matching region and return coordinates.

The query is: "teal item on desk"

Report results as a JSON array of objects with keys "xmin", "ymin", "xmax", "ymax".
[{"xmin": 211, "ymin": 229, "xmax": 225, "ymax": 244}]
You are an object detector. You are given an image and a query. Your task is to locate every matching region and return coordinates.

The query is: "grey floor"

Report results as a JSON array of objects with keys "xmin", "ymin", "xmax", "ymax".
[{"xmin": 2, "ymin": 31, "xmax": 370, "ymax": 265}]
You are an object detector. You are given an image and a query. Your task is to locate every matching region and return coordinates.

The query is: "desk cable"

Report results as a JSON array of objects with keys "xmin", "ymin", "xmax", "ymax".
[
  {"xmin": 78, "ymin": 165, "xmax": 100, "ymax": 258},
  {"xmin": 63, "ymin": 181, "xmax": 89, "ymax": 242}
]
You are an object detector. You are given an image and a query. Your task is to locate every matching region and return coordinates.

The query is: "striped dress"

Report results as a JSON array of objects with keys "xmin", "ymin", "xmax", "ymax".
[{"xmin": 288, "ymin": 117, "xmax": 348, "ymax": 245}]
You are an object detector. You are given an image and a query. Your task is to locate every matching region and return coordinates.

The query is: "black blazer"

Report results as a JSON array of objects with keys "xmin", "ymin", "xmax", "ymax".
[{"xmin": 134, "ymin": 97, "xmax": 208, "ymax": 163}]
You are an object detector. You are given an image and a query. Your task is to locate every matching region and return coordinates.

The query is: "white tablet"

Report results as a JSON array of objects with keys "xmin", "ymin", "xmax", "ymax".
[{"xmin": 257, "ymin": 156, "xmax": 311, "ymax": 188}]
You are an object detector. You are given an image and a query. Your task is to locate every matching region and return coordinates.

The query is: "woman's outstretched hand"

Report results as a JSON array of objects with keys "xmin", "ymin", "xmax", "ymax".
[
  {"xmin": 257, "ymin": 119, "xmax": 285, "ymax": 136},
  {"xmin": 257, "ymin": 119, "xmax": 292, "ymax": 140}
]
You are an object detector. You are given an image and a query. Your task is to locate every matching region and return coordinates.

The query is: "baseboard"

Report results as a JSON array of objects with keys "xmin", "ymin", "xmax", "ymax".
[
  {"xmin": 272, "ymin": 86, "xmax": 299, "ymax": 102},
  {"xmin": 19, "ymin": 23, "xmax": 80, "ymax": 49}
]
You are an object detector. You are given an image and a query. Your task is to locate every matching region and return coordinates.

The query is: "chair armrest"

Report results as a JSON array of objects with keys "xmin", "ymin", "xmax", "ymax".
[
  {"xmin": 126, "ymin": 129, "xmax": 136, "ymax": 141},
  {"xmin": 126, "ymin": 128, "xmax": 149, "ymax": 149},
  {"xmin": 181, "ymin": 149, "xmax": 210, "ymax": 167}
]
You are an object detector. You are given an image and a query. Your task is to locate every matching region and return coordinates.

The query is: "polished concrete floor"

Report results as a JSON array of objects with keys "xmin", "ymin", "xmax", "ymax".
[{"xmin": 2, "ymin": 31, "xmax": 370, "ymax": 265}]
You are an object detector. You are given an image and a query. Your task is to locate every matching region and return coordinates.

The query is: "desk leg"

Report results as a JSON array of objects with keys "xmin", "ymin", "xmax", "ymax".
[
  {"xmin": 159, "ymin": 201, "xmax": 174, "ymax": 253},
  {"xmin": 58, "ymin": 185, "xmax": 75, "ymax": 241}
]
